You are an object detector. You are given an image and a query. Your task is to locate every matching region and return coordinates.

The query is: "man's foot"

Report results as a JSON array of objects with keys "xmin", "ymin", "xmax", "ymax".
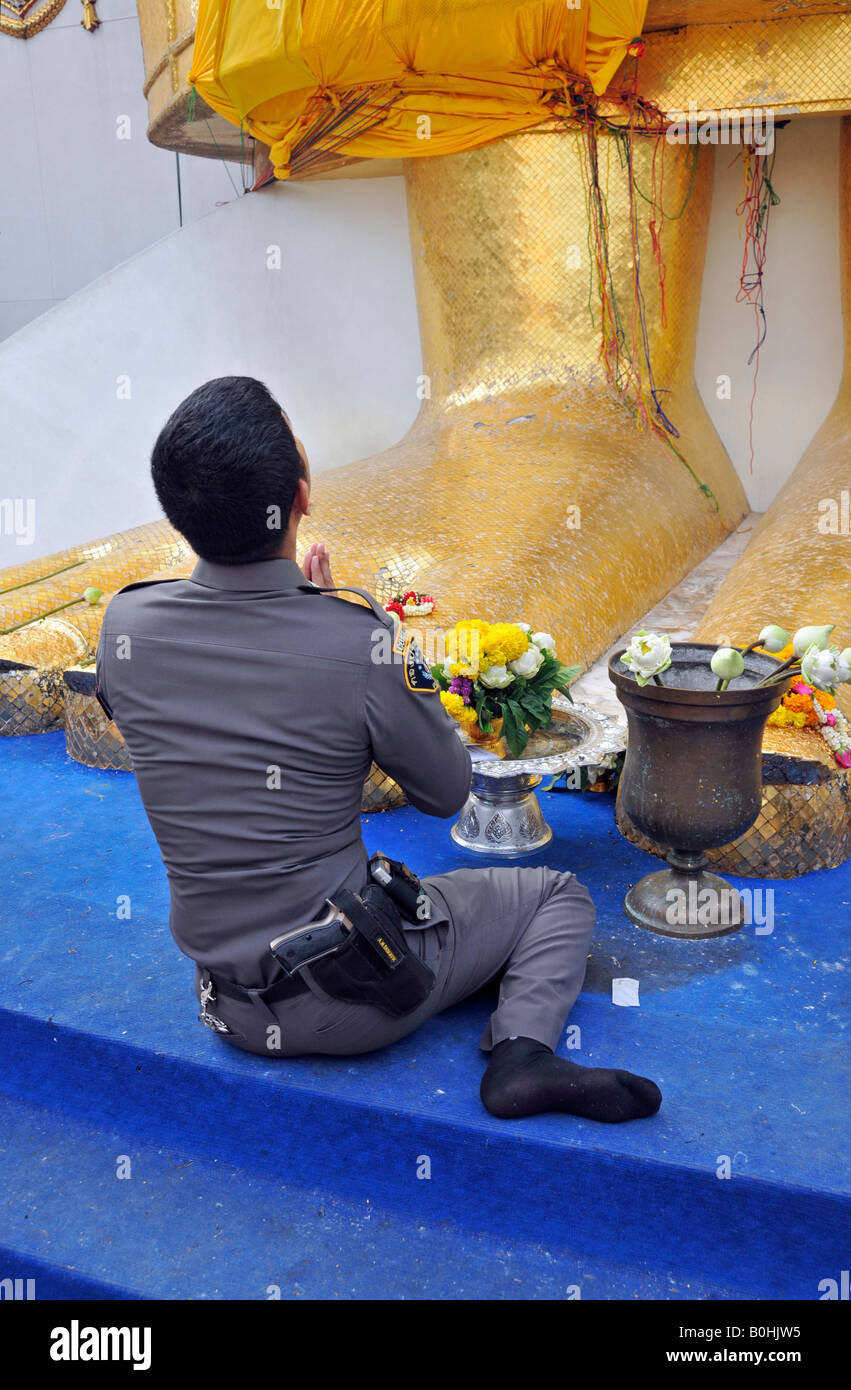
[{"xmin": 480, "ymin": 1036, "xmax": 662, "ymax": 1123}]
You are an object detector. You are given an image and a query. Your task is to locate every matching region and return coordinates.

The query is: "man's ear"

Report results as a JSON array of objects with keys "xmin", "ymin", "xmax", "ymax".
[{"xmin": 294, "ymin": 476, "xmax": 311, "ymax": 518}]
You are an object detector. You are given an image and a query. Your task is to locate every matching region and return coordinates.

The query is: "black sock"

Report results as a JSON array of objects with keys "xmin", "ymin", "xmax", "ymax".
[{"xmin": 481, "ymin": 1036, "xmax": 662, "ymax": 1123}]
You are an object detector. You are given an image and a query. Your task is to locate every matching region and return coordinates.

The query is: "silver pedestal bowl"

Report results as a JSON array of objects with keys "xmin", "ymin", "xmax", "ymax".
[{"xmin": 450, "ymin": 698, "xmax": 625, "ymax": 857}]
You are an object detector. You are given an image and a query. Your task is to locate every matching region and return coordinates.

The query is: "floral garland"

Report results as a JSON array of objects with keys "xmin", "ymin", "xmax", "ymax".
[
  {"xmin": 768, "ymin": 680, "xmax": 851, "ymax": 769},
  {"xmin": 384, "ymin": 590, "xmax": 434, "ymax": 621},
  {"xmin": 765, "ymin": 642, "xmax": 851, "ymax": 768}
]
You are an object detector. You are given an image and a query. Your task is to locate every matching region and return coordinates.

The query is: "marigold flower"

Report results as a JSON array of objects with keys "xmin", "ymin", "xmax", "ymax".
[{"xmin": 785, "ymin": 693, "xmax": 813, "ymax": 714}]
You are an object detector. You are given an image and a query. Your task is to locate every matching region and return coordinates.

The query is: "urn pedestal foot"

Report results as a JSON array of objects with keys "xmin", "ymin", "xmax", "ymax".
[
  {"xmin": 625, "ymin": 851, "xmax": 745, "ymax": 939},
  {"xmin": 451, "ymin": 773, "xmax": 552, "ymax": 857}
]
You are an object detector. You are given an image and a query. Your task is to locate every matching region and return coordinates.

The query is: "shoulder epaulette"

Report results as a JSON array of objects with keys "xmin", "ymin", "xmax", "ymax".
[
  {"xmin": 299, "ymin": 582, "xmax": 393, "ymax": 628},
  {"xmin": 114, "ymin": 576, "xmax": 185, "ymax": 597}
]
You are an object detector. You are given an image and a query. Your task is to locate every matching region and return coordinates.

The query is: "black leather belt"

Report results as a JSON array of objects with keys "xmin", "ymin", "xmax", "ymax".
[{"xmin": 208, "ymin": 968, "xmax": 309, "ymax": 1006}]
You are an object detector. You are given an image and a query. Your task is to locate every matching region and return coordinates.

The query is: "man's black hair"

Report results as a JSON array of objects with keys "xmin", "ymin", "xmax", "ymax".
[{"xmin": 150, "ymin": 376, "xmax": 306, "ymax": 564}]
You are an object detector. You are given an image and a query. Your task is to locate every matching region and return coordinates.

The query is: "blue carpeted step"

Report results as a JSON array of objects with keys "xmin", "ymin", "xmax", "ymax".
[
  {"xmin": 0, "ymin": 998, "xmax": 846, "ymax": 1300},
  {"xmin": 0, "ymin": 1093, "xmax": 761, "ymax": 1300},
  {"xmin": 2, "ymin": 733, "xmax": 849, "ymax": 1300}
]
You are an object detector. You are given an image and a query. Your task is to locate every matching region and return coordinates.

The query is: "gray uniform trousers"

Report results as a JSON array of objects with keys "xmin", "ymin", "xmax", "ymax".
[{"xmin": 197, "ymin": 865, "xmax": 596, "ymax": 1059}]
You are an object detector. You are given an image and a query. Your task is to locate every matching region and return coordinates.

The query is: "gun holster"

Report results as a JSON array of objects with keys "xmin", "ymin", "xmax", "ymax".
[
  {"xmin": 305, "ymin": 884, "xmax": 435, "ymax": 1019},
  {"xmin": 368, "ymin": 852, "xmax": 432, "ymax": 922}
]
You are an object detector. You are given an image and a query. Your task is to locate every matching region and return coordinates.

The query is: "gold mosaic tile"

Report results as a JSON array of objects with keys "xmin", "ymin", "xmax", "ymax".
[
  {"xmin": 0, "ymin": 667, "xmax": 66, "ymax": 737},
  {"xmin": 360, "ymin": 764, "xmax": 408, "ymax": 813},
  {"xmin": 633, "ymin": 12, "xmax": 851, "ymax": 118},
  {"xmin": 64, "ymin": 689, "xmax": 133, "ymax": 771},
  {"xmin": 0, "ymin": 616, "xmax": 87, "ymax": 670}
]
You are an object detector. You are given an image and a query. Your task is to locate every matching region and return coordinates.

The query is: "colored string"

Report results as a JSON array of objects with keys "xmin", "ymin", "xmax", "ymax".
[{"xmin": 733, "ymin": 144, "xmax": 779, "ymax": 474}]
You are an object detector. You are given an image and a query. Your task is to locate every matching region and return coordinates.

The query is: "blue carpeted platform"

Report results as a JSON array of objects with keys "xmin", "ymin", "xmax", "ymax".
[{"xmin": 1, "ymin": 732, "xmax": 849, "ymax": 1299}]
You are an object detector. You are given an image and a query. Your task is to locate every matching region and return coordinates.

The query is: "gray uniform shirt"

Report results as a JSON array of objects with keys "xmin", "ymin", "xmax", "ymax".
[{"xmin": 95, "ymin": 557, "xmax": 472, "ymax": 987}]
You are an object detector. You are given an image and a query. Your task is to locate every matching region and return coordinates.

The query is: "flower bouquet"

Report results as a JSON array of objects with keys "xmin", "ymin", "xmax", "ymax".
[{"xmin": 431, "ymin": 620, "xmax": 581, "ymax": 758}]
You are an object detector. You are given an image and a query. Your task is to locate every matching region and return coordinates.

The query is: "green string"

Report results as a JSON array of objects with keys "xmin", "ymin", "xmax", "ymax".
[
  {"xmin": 0, "ymin": 559, "xmax": 84, "ymax": 597},
  {"xmin": 618, "ymin": 394, "xmax": 720, "ymax": 513},
  {"xmin": 629, "ymin": 140, "xmax": 699, "ymax": 221}
]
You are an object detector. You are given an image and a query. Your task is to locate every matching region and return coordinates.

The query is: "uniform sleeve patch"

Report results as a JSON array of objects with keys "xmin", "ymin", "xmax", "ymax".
[{"xmin": 399, "ymin": 632, "xmax": 438, "ymax": 693}]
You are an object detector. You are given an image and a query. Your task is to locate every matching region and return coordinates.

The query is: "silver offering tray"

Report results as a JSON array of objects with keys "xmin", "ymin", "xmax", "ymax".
[
  {"xmin": 460, "ymin": 697, "xmax": 625, "ymax": 777},
  {"xmin": 451, "ymin": 698, "xmax": 626, "ymax": 857}
]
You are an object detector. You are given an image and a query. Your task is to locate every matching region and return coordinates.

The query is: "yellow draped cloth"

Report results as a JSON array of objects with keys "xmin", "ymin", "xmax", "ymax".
[{"xmin": 189, "ymin": 0, "xmax": 648, "ymax": 178}]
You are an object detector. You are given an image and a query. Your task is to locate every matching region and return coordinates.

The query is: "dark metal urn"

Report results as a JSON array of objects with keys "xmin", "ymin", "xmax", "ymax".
[{"xmin": 608, "ymin": 643, "xmax": 789, "ymax": 938}]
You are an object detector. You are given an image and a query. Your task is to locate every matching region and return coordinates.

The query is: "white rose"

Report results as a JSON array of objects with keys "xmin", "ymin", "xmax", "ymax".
[
  {"xmin": 531, "ymin": 631, "xmax": 556, "ymax": 652},
  {"xmin": 509, "ymin": 645, "xmax": 545, "ymax": 679},
  {"xmin": 622, "ymin": 629, "xmax": 672, "ymax": 686},
  {"xmin": 479, "ymin": 664, "xmax": 515, "ymax": 689},
  {"xmin": 800, "ymin": 643, "xmax": 845, "ymax": 691}
]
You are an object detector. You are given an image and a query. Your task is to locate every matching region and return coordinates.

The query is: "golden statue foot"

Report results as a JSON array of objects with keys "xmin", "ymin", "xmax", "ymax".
[
  {"xmin": 300, "ymin": 129, "xmax": 747, "ymax": 670},
  {"xmin": 0, "ymin": 521, "xmax": 192, "ymax": 735},
  {"xmin": 683, "ymin": 116, "xmax": 851, "ymax": 874}
]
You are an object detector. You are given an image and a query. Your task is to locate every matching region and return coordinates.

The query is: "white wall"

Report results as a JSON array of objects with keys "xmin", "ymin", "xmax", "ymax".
[
  {"xmin": 695, "ymin": 115, "xmax": 844, "ymax": 512},
  {"xmin": 0, "ymin": 106, "xmax": 845, "ymax": 566},
  {"xmin": 0, "ymin": 176, "xmax": 421, "ymax": 566},
  {"xmin": 0, "ymin": 0, "xmax": 244, "ymax": 341}
]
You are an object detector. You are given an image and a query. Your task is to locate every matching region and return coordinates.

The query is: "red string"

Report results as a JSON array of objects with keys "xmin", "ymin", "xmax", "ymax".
[{"xmin": 733, "ymin": 146, "xmax": 776, "ymax": 474}]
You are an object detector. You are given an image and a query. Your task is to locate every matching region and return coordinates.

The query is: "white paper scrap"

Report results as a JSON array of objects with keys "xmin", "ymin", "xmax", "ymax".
[{"xmin": 612, "ymin": 977, "xmax": 640, "ymax": 1007}]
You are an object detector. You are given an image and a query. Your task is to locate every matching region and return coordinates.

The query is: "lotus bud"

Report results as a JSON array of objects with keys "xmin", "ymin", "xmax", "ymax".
[
  {"xmin": 83, "ymin": 586, "xmax": 103, "ymax": 605},
  {"xmin": 758, "ymin": 624, "xmax": 789, "ymax": 653},
  {"xmin": 710, "ymin": 647, "xmax": 745, "ymax": 681},
  {"xmin": 792, "ymin": 624, "xmax": 834, "ymax": 657}
]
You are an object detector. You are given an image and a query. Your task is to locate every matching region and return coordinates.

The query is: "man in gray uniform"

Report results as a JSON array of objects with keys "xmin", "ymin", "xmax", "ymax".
[{"xmin": 97, "ymin": 377, "xmax": 661, "ymax": 1124}]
